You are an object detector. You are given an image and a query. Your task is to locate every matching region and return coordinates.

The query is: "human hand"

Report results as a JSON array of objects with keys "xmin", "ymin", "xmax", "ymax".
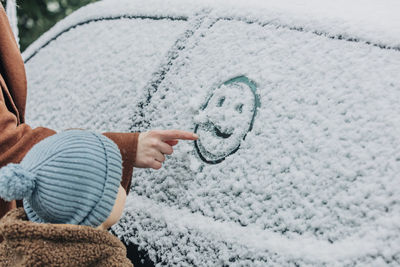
[{"xmin": 135, "ymin": 130, "xmax": 199, "ymax": 169}]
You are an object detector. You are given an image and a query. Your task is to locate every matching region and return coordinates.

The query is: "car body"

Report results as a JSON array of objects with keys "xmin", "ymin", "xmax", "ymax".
[{"xmin": 23, "ymin": 0, "xmax": 400, "ymax": 266}]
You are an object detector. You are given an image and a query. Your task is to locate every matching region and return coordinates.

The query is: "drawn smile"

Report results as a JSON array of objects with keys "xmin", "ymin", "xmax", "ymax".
[{"xmin": 194, "ymin": 76, "xmax": 260, "ymax": 164}]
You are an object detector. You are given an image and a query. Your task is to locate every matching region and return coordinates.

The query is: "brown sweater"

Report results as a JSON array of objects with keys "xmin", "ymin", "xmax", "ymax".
[
  {"xmin": 0, "ymin": 208, "xmax": 133, "ymax": 267},
  {"xmin": 0, "ymin": 4, "xmax": 139, "ymax": 219}
]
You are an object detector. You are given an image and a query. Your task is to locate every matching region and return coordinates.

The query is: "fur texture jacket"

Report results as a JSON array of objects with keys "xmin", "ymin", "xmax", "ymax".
[{"xmin": 0, "ymin": 208, "xmax": 133, "ymax": 267}]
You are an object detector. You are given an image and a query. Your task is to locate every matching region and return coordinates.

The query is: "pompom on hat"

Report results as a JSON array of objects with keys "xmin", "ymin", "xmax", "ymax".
[{"xmin": 0, "ymin": 130, "xmax": 122, "ymax": 227}]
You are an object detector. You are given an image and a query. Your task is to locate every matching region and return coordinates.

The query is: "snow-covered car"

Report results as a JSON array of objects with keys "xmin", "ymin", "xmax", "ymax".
[{"xmin": 23, "ymin": 0, "xmax": 400, "ymax": 266}]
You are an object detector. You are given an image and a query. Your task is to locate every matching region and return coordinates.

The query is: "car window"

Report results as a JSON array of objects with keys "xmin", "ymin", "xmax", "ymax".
[{"xmin": 25, "ymin": 18, "xmax": 188, "ymax": 132}]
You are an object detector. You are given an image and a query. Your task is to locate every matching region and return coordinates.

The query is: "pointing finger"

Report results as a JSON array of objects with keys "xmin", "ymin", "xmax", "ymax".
[{"xmin": 154, "ymin": 130, "xmax": 198, "ymax": 141}]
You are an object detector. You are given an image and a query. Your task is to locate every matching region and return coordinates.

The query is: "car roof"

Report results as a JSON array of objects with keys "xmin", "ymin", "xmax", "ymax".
[{"xmin": 22, "ymin": 0, "xmax": 400, "ymax": 61}]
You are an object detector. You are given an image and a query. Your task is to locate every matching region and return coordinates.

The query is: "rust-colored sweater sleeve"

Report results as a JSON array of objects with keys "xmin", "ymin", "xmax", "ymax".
[{"xmin": 103, "ymin": 132, "xmax": 139, "ymax": 194}]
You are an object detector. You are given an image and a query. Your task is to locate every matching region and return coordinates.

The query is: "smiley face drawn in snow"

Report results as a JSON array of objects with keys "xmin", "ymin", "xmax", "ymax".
[{"xmin": 194, "ymin": 76, "xmax": 260, "ymax": 164}]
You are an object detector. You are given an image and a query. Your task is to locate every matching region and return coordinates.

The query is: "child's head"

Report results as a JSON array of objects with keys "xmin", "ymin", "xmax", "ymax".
[{"xmin": 0, "ymin": 130, "xmax": 126, "ymax": 229}]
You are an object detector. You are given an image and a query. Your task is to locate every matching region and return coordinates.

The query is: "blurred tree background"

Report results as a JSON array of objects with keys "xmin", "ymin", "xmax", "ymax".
[{"xmin": 15, "ymin": 0, "xmax": 99, "ymax": 51}]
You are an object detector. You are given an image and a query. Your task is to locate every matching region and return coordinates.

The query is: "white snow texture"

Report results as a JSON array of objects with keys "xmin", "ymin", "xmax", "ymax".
[{"xmin": 23, "ymin": 0, "xmax": 400, "ymax": 266}]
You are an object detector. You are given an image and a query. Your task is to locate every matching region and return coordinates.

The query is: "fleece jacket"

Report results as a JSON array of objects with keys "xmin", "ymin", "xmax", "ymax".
[{"xmin": 0, "ymin": 208, "xmax": 133, "ymax": 267}]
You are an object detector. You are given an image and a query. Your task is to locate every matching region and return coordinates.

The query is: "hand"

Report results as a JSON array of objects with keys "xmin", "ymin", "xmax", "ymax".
[{"xmin": 135, "ymin": 130, "xmax": 199, "ymax": 169}]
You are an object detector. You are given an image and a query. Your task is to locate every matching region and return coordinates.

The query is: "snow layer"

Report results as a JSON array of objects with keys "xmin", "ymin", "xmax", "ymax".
[
  {"xmin": 23, "ymin": 0, "xmax": 400, "ymax": 266},
  {"xmin": 22, "ymin": 0, "xmax": 400, "ymax": 61},
  {"xmin": 25, "ymin": 18, "xmax": 187, "ymax": 131},
  {"xmin": 114, "ymin": 195, "xmax": 393, "ymax": 266}
]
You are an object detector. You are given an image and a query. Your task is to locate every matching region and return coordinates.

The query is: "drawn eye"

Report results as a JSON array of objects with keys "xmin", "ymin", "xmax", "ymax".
[
  {"xmin": 236, "ymin": 103, "xmax": 243, "ymax": 113},
  {"xmin": 217, "ymin": 96, "xmax": 225, "ymax": 107}
]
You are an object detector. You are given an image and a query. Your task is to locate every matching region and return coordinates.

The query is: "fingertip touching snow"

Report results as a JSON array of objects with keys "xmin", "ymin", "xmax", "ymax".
[{"xmin": 23, "ymin": 0, "xmax": 400, "ymax": 266}]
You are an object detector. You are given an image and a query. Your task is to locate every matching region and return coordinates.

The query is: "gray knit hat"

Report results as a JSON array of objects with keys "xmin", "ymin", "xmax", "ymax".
[{"xmin": 0, "ymin": 130, "xmax": 122, "ymax": 227}]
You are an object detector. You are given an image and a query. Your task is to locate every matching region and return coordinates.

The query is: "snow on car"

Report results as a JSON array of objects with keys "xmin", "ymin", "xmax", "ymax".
[{"xmin": 23, "ymin": 0, "xmax": 400, "ymax": 266}]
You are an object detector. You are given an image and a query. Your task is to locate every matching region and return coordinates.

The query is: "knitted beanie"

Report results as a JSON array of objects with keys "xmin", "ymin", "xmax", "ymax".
[{"xmin": 0, "ymin": 130, "xmax": 122, "ymax": 227}]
